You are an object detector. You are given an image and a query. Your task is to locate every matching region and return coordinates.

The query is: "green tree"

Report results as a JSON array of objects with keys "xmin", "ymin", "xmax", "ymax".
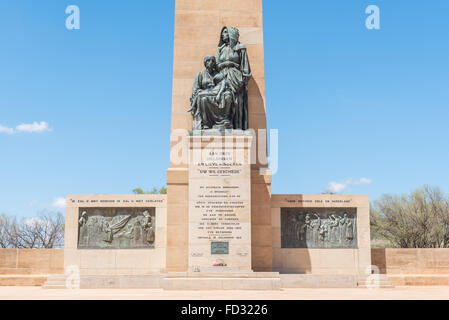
[
  {"xmin": 148, "ymin": 187, "xmax": 159, "ymax": 194},
  {"xmin": 159, "ymin": 186, "xmax": 167, "ymax": 194},
  {"xmin": 371, "ymin": 185, "xmax": 449, "ymax": 248},
  {"xmin": 132, "ymin": 188, "xmax": 145, "ymax": 195},
  {"xmin": 132, "ymin": 186, "xmax": 167, "ymax": 195}
]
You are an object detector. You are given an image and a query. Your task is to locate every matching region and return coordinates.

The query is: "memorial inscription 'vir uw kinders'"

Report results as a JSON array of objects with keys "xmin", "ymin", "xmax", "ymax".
[
  {"xmin": 281, "ymin": 208, "xmax": 357, "ymax": 249},
  {"xmin": 78, "ymin": 207, "xmax": 155, "ymax": 249}
]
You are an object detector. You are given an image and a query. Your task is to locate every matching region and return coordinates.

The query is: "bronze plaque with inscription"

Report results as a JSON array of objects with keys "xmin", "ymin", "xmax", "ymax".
[
  {"xmin": 281, "ymin": 208, "xmax": 357, "ymax": 249},
  {"xmin": 78, "ymin": 207, "xmax": 155, "ymax": 249},
  {"xmin": 211, "ymin": 242, "xmax": 229, "ymax": 254}
]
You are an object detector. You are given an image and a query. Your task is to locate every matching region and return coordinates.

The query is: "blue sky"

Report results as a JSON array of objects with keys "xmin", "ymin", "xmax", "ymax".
[{"xmin": 0, "ymin": 0, "xmax": 448, "ymax": 218}]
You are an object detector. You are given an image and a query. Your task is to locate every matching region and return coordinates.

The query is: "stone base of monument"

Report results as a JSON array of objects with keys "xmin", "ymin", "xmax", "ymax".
[
  {"xmin": 42, "ymin": 274, "xmax": 69, "ymax": 289},
  {"xmin": 43, "ymin": 272, "xmax": 281, "ymax": 290},
  {"xmin": 43, "ymin": 273, "xmax": 393, "ymax": 289},
  {"xmin": 43, "ymin": 274, "xmax": 165, "ymax": 289},
  {"xmin": 280, "ymin": 274, "xmax": 359, "ymax": 288},
  {"xmin": 279, "ymin": 274, "xmax": 394, "ymax": 288},
  {"xmin": 356, "ymin": 274, "xmax": 394, "ymax": 288},
  {"xmin": 197, "ymin": 266, "xmax": 240, "ymax": 273},
  {"xmin": 162, "ymin": 271, "xmax": 281, "ymax": 290}
]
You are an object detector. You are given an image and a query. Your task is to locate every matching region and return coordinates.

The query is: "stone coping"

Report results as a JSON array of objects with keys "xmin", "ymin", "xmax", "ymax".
[
  {"xmin": 165, "ymin": 272, "xmax": 280, "ymax": 278},
  {"xmin": 189, "ymin": 129, "xmax": 254, "ymax": 136}
]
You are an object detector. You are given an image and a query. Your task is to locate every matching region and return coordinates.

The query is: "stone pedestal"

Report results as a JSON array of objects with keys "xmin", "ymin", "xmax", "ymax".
[
  {"xmin": 188, "ymin": 132, "xmax": 253, "ymax": 272},
  {"xmin": 162, "ymin": 271, "xmax": 281, "ymax": 290},
  {"xmin": 167, "ymin": 0, "xmax": 268, "ymax": 273}
]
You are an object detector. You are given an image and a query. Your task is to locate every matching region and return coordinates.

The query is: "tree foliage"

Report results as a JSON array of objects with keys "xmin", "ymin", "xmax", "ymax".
[
  {"xmin": 0, "ymin": 212, "xmax": 64, "ymax": 248},
  {"xmin": 132, "ymin": 186, "xmax": 167, "ymax": 195},
  {"xmin": 371, "ymin": 185, "xmax": 449, "ymax": 248}
]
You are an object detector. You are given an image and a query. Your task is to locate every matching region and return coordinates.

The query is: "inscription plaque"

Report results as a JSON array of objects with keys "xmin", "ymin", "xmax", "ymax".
[
  {"xmin": 211, "ymin": 242, "xmax": 229, "ymax": 254},
  {"xmin": 78, "ymin": 207, "xmax": 155, "ymax": 249},
  {"xmin": 188, "ymin": 134, "xmax": 252, "ymax": 270},
  {"xmin": 281, "ymin": 208, "xmax": 357, "ymax": 249}
]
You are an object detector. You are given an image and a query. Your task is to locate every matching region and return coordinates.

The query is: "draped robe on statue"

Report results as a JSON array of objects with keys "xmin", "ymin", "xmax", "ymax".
[
  {"xmin": 190, "ymin": 69, "xmax": 233, "ymax": 130},
  {"xmin": 217, "ymin": 27, "xmax": 252, "ymax": 130},
  {"xmin": 189, "ymin": 27, "xmax": 251, "ymax": 130}
]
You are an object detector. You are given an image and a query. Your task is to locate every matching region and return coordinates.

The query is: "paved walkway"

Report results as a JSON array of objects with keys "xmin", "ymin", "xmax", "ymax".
[{"xmin": 0, "ymin": 286, "xmax": 449, "ymax": 300}]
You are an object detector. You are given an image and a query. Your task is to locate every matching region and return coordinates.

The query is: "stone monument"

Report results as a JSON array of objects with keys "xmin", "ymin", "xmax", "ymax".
[
  {"xmin": 53, "ymin": 0, "xmax": 374, "ymax": 290},
  {"xmin": 181, "ymin": 23, "xmax": 256, "ymax": 272},
  {"xmin": 167, "ymin": 0, "xmax": 272, "ymax": 275}
]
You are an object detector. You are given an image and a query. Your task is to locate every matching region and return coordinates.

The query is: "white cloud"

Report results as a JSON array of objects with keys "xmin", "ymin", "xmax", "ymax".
[
  {"xmin": 23, "ymin": 217, "xmax": 42, "ymax": 227},
  {"xmin": 0, "ymin": 125, "xmax": 14, "ymax": 134},
  {"xmin": 23, "ymin": 217, "xmax": 52, "ymax": 228},
  {"xmin": 52, "ymin": 197, "xmax": 66, "ymax": 209},
  {"xmin": 355, "ymin": 177, "xmax": 372, "ymax": 185},
  {"xmin": 0, "ymin": 121, "xmax": 52, "ymax": 134},
  {"xmin": 326, "ymin": 181, "xmax": 349, "ymax": 193},
  {"xmin": 16, "ymin": 121, "xmax": 51, "ymax": 133},
  {"xmin": 326, "ymin": 177, "xmax": 372, "ymax": 193}
]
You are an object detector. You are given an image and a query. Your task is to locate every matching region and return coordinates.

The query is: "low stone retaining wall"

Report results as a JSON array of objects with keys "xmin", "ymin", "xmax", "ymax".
[
  {"xmin": 0, "ymin": 249, "xmax": 63, "ymax": 286},
  {"xmin": 372, "ymin": 249, "xmax": 449, "ymax": 286},
  {"xmin": 2, "ymin": 248, "xmax": 449, "ymax": 286}
]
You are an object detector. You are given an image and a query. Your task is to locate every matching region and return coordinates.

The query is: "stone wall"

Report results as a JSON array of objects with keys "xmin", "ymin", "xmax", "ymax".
[
  {"xmin": 3, "ymin": 248, "xmax": 449, "ymax": 286},
  {"xmin": 0, "ymin": 249, "xmax": 63, "ymax": 275},
  {"xmin": 271, "ymin": 194, "xmax": 371, "ymax": 275},
  {"xmin": 0, "ymin": 249, "xmax": 63, "ymax": 286},
  {"xmin": 372, "ymin": 248, "xmax": 449, "ymax": 285},
  {"xmin": 372, "ymin": 248, "xmax": 449, "ymax": 274}
]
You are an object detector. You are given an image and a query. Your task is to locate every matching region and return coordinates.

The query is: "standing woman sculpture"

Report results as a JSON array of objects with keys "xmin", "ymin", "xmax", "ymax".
[{"xmin": 217, "ymin": 26, "xmax": 252, "ymax": 130}]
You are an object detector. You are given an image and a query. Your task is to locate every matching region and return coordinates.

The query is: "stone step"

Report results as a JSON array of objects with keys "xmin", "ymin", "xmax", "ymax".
[
  {"xmin": 44, "ymin": 280, "xmax": 68, "ymax": 285},
  {"xmin": 42, "ymin": 284, "xmax": 68, "ymax": 289},
  {"xmin": 0, "ymin": 275, "xmax": 49, "ymax": 286},
  {"xmin": 280, "ymin": 274, "xmax": 358, "ymax": 288},
  {"xmin": 46, "ymin": 274, "xmax": 67, "ymax": 279},
  {"xmin": 166, "ymin": 271, "xmax": 280, "ymax": 278},
  {"xmin": 387, "ymin": 274, "xmax": 449, "ymax": 286},
  {"xmin": 357, "ymin": 281, "xmax": 394, "ymax": 285},
  {"xmin": 357, "ymin": 279, "xmax": 392, "ymax": 283},
  {"xmin": 162, "ymin": 277, "xmax": 281, "ymax": 290},
  {"xmin": 357, "ymin": 284, "xmax": 394, "ymax": 289},
  {"xmin": 357, "ymin": 275, "xmax": 394, "ymax": 288},
  {"xmin": 0, "ymin": 268, "xmax": 63, "ymax": 275},
  {"xmin": 358, "ymin": 274, "xmax": 389, "ymax": 277},
  {"xmin": 42, "ymin": 274, "xmax": 69, "ymax": 289},
  {"xmin": 78, "ymin": 275, "xmax": 162, "ymax": 289},
  {"xmin": 44, "ymin": 279, "xmax": 68, "ymax": 284}
]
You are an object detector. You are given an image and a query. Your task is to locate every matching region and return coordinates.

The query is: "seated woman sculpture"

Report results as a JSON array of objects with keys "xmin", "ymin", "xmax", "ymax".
[{"xmin": 189, "ymin": 55, "xmax": 233, "ymax": 130}]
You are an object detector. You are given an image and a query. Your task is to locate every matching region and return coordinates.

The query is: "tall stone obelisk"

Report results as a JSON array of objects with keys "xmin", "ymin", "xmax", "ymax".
[{"xmin": 166, "ymin": 0, "xmax": 272, "ymax": 272}]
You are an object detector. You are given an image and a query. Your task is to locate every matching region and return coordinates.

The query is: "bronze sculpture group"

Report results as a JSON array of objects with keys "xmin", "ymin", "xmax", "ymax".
[
  {"xmin": 78, "ymin": 209, "xmax": 155, "ymax": 249},
  {"xmin": 189, "ymin": 27, "xmax": 251, "ymax": 130},
  {"xmin": 281, "ymin": 210, "xmax": 357, "ymax": 249}
]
